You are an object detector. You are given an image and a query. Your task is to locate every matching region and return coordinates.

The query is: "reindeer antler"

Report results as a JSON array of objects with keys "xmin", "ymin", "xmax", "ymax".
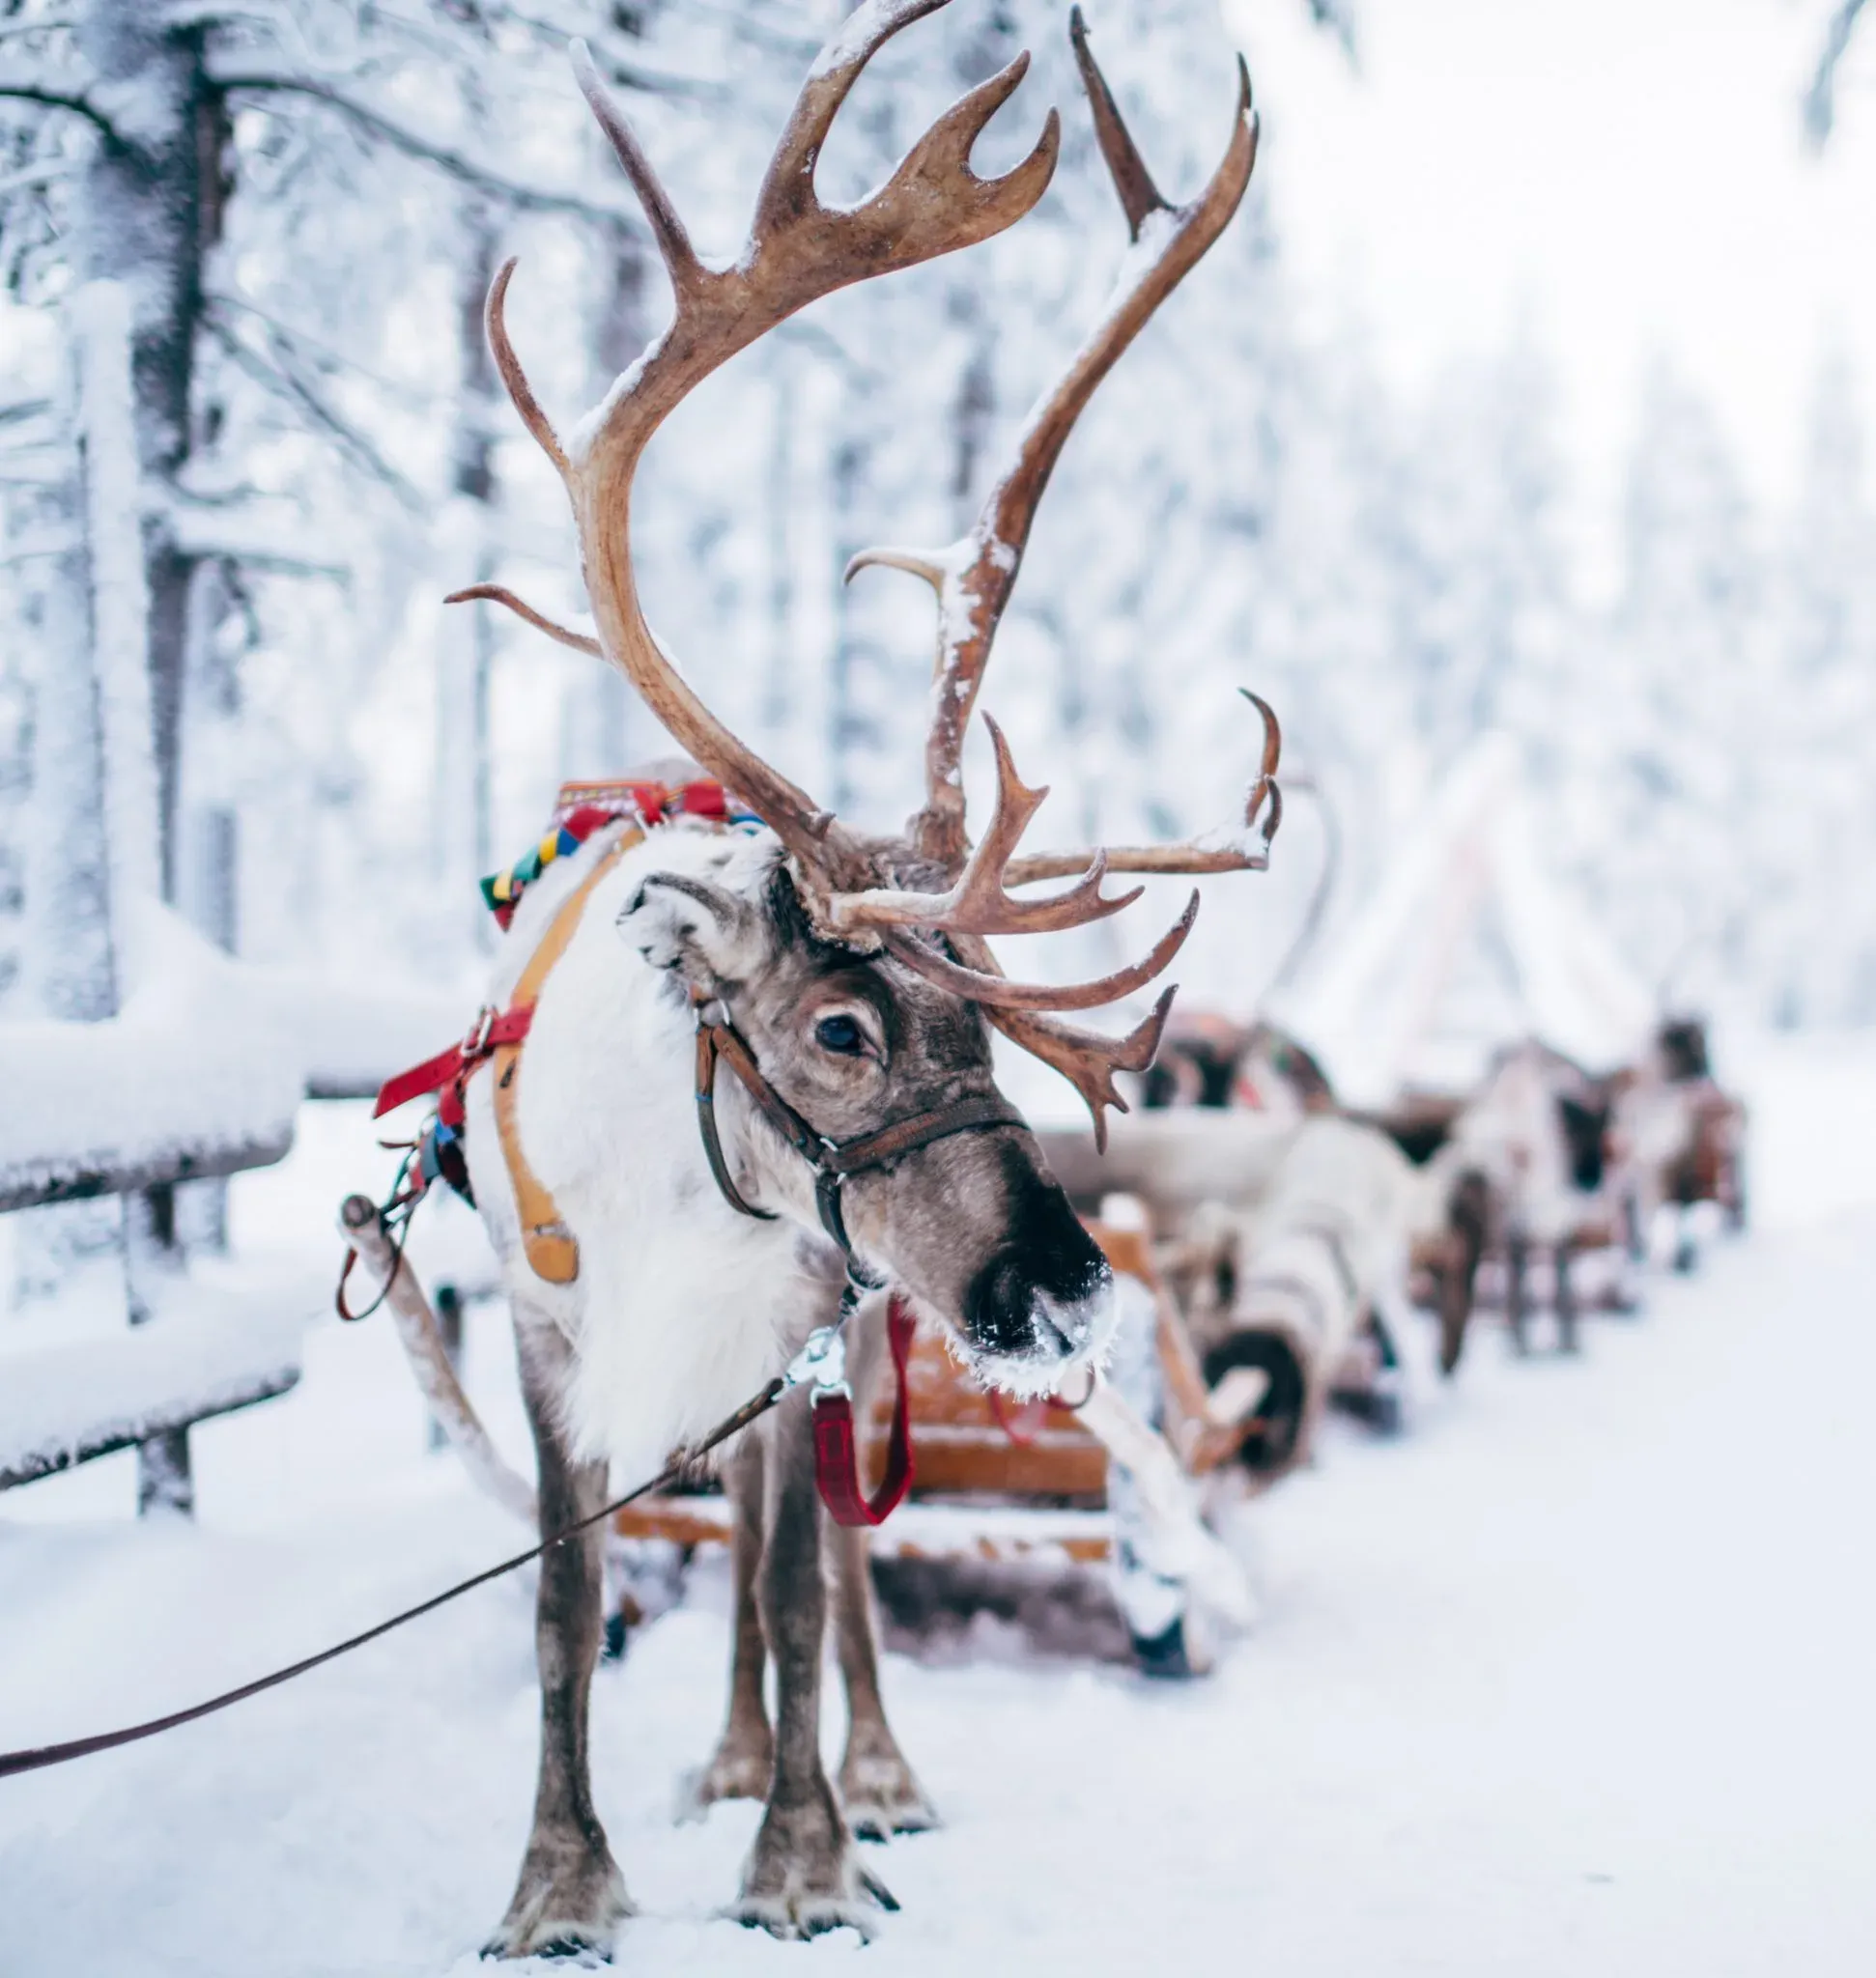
[
  {"xmin": 477, "ymin": 0, "xmax": 1060, "ymax": 892},
  {"xmin": 833, "ymin": 9, "xmax": 1272, "ymax": 1138},
  {"xmin": 823, "ymin": 718, "xmax": 1143, "ymax": 938},
  {"xmin": 467, "ymin": 3, "xmax": 1274, "ymax": 1146},
  {"xmin": 847, "ymin": 4, "xmax": 1261, "ymax": 874},
  {"xmin": 1002, "ymin": 692, "xmax": 1284, "ymax": 886}
]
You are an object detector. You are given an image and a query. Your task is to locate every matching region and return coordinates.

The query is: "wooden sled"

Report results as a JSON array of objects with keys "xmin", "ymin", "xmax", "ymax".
[{"xmin": 611, "ymin": 1219, "xmax": 1265, "ymax": 1569}]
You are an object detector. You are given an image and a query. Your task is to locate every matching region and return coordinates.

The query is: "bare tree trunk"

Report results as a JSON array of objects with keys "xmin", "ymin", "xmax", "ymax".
[
  {"xmin": 74, "ymin": 286, "xmax": 191, "ymax": 1512},
  {"xmin": 827, "ymin": 429, "xmax": 867, "ymax": 817},
  {"xmin": 761, "ymin": 354, "xmax": 798, "ymax": 749},
  {"xmin": 75, "ymin": 0, "xmax": 223, "ymax": 902}
]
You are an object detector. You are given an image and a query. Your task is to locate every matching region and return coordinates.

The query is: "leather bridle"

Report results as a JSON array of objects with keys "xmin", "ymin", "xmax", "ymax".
[{"xmin": 691, "ymin": 993, "xmax": 1024, "ymax": 1259}]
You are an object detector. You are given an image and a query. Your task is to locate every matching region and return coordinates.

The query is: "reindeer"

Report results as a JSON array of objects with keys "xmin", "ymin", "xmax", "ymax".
[
  {"xmin": 1427, "ymin": 1039, "xmax": 1625, "ymax": 1358},
  {"xmin": 371, "ymin": 3, "xmax": 1274, "ymax": 1954},
  {"xmin": 1608, "ymin": 1016, "xmax": 1748, "ymax": 1272}
]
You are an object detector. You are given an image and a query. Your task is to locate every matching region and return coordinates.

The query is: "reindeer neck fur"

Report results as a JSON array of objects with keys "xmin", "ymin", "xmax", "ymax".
[{"xmin": 462, "ymin": 818, "xmax": 846, "ymax": 1482}]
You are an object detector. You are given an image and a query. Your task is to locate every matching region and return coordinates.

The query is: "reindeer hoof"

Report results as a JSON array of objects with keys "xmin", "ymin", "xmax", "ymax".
[
  {"xmin": 675, "ymin": 1737, "xmax": 775, "ymax": 1823},
  {"xmin": 731, "ymin": 1787, "xmax": 898, "ymax": 1938},
  {"xmin": 728, "ymin": 1866, "xmax": 898, "ymax": 1941},
  {"xmin": 483, "ymin": 1845, "xmax": 632, "ymax": 1962},
  {"xmin": 839, "ymin": 1744, "xmax": 941, "ymax": 1841}
]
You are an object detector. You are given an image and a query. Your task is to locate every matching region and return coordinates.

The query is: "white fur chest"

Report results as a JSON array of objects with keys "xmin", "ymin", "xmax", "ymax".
[{"xmin": 463, "ymin": 821, "xmax": 840, "ymax": 1481}]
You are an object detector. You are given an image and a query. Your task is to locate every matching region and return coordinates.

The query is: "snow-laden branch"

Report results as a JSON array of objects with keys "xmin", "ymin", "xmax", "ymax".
[
  {"xmin": 204, "ymin": 290, "xmax": 449, "ymax": 408},
  {"xmin": 0, "ymin": 18, "xmax": 78, "ymax": 51},
  {"xmin": 1805, "ymin": 0, "xmax": 1870, "ymax": 144},
  {"xmin": 420, "ymin": 0, "xmax": 720, "ymax": 98},
  {"xmin": 161, "ymin": 493, "xmax": 350, "ymax": 581},
  {"xmin": 0, "ymin": 61, "xmax": 114, "ymax": 140},
  {"xmin": 0, "ymin": 155, "xmax": 82, "ymax": 198},
  {"xmin": 202, "ymin": 307, "xmax": 427, "ymax": 512},
  {"xmin": 1303, "ymin": 0, "xmax": 1360, "ymax": 64},
  {"xmin": 213, "ymin": 69, "xmax": 651, "ymax": 229}
]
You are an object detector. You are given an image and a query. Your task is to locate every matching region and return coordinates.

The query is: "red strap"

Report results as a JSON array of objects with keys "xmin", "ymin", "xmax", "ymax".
[
  {"xmin": 557, "ymin": 803, "xmax": 618, "ymax": 840},
  {"xmin": 677, "ymin": 779, "xmax": 728, "ymax": 819},
  {"xmin": 373, "ymin": 1006, "xmax": 535, "ymax": 1118},
  {"xmin": 813, "ymin": 1295, "xmax": 916, "ymax": 1528},
  {"xmin": 989, "ymin": 1390, "xmax": 1052, "ymax": 1446}
]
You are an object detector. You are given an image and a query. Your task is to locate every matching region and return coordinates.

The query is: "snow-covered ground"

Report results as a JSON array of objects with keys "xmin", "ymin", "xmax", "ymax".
[{"xmin": 2, "ymin": 1042, "xmax": 1874, "ymax": 1976}]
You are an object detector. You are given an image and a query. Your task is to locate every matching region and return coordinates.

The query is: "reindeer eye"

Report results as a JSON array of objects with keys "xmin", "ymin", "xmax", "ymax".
[{"xmin": 815, "ymin": 1013, "xmax": 865, "ymax": 1056}]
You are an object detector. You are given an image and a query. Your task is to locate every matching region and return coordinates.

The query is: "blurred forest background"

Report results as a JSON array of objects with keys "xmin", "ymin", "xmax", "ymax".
[{"xmin": 3, "ymin": 0, "xmax": 1875, "ymax": 1048}]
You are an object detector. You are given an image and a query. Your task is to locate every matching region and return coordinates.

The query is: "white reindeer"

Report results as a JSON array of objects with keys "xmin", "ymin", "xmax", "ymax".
[{"xmin": 359, "ymin": 2, "xmax": 1275, "ymax": 1954}]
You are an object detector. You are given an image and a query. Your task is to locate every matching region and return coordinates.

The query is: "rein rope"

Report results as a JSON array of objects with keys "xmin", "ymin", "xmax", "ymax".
[
  {"xmin": 331, "ymin": 1143, "xmax": 425, "ymax": 1323},
  {"xmin": 0, "ymin": 833, "xmax": 1051, "ymax": 1781},
  {"xmin": 0, "ymin": 1311, "xmax": 862, "ymax": 1782}
]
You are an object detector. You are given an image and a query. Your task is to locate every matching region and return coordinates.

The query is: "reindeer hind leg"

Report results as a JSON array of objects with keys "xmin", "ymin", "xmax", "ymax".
[
  {"xmin": 731, "ymin": 1398, "xmax": 895, "ymax": 1939},
  {"xmin": 830, "ymin": 1517, "xmax": 939, "ymax": 1840},
  {"xmin": 1505, "ymin": 1230, "xmax": 1532, "ymax": 1357},
  {"xmin": 1554, "ymin": 1240, "xmax": 1580, "ymax": 1355}
]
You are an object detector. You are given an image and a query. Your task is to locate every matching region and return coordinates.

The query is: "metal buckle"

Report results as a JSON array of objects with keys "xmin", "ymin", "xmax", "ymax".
[
  {"xmin": 462, "ymin": 1005, "xmax": 497, "ymax": 1059},
  {"xmin": 783, "ymin": 1325, "xmax": 852, "ymax": 1406}
]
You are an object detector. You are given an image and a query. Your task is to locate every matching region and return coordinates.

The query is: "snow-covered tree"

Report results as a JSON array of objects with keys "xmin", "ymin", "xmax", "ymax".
[
  {"xmin": 1752, "ymin": 345, "xmax": 1876, "ymax": 1024},
  {"xmin": 1559, "ymin": 359, "xmax": 1763, "ymax": 1013}
]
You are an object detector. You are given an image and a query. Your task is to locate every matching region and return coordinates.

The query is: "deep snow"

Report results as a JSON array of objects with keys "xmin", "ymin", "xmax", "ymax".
[{"xmin": 1, "ymin": 1047, "xmax": 1873, "ymax": 1976}]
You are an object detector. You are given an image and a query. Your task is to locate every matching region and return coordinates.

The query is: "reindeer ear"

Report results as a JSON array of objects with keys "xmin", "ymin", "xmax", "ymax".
[{"xmin": 617, "ymin": 871, "xmax": 761, "ymax": 991}]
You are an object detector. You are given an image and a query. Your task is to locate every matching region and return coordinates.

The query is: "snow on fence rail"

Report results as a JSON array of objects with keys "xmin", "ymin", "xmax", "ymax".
[
  {"xmin": 0, "ymin": 902, "xmax": 298, "ymax": 1221},
  {"xmin": 0, "ymin": 919, "xmax": 471, "ymax": 1508},
  {"xmin": 0, "ymin": 939, "xmax": 303, "ymax": 1509},
  {"xmin": 0, "ymin": 1294, "xmax": 305, "ymax": 1492},
  {"xmin": 0, "ymin": 888, "xmax": 469, "ymax": 1210}
]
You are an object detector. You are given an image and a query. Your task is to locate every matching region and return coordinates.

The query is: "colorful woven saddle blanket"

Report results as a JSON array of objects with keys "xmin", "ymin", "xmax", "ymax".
[
  {"xmin": 405, "ymin": 775, "xmax": 761, "ymax": 1212},
  {"xmin": 481, "ymin": 775, "xmax": 761, "ymax": 931}
]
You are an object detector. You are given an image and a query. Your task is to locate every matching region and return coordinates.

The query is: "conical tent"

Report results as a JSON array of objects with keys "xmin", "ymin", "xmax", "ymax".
[{"xmin": 1273, "ymin": 735, "xmax": 1653, "ymax": 1110}]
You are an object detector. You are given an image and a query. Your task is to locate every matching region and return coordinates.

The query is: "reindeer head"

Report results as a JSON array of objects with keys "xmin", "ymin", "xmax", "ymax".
[
  {"xmin": 453, "ymin": 0, "xmax": 1280, "ymax": 1390},
  {"xmin": 617, "ymin": 835, "xmax": 1105, "ymax": 1385}
]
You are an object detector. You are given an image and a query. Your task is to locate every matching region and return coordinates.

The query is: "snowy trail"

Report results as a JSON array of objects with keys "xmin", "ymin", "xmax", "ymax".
[{"xmin": 2, "ymin": 1201, "xmax": 1872, "ymax": 1975}]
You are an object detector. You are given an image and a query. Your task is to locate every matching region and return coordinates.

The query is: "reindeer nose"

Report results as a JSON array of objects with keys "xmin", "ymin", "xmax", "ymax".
[
  {"xmin": 965, "ymin": 1251, "xmax": 1053, "ymax": 1359},
  {"xmin": 964, "ymin": 1248, "xmax": 1113, "ymax": 1365},
  {"xmin": 1039, "ymin": 1277, "xmax": 1109, "ymax": 1353}
]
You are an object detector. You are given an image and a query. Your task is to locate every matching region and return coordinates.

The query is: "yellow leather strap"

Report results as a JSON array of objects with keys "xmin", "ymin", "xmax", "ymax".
[{"xmin": 493, "ymin": 827, "xmax": 642, "ymax": 1284}]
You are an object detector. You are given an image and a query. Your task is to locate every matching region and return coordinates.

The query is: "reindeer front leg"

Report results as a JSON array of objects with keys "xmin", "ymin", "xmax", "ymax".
[
  {"xmin": 1505, "ymin": 1229, "xmax": 1532, "ymax": 1356},
  {"xmin": 486, "ymin": 1316, "xmax": 632, "ymax": 1961},
  {"xmin": 733, "ymin": 1392, "xmax": 897, "ymax": 1939},
  {"xmin": 1554, "ymin": 1239, "xmax": 1580, "ymax": 1355}
]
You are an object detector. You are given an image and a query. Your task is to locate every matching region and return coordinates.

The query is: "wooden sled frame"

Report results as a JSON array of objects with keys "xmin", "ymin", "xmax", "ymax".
[{"xmin": 611, "ymin": 1218, "xmax": 1268, "ymax": 1568}]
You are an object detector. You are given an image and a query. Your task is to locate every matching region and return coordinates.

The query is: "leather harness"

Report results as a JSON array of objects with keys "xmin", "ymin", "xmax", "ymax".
[
  {"xmin": 377, "ymin": 811, "xmax": 1028, "ymax": 1281},
  {"xmin": 16, "ymin": 809, "xmax": 1053, "ymax": 1782},
  {"xmin": 369, "ymin": 807, "xmax": 1035, "ymax": 1530},
  {"xmin": 692, "ymin": 1000, "xmax": 1024, "ymax": 1257},
  {"xmin": 372, "ymin": 826, "xmax": 644, "ymax": 1285}
]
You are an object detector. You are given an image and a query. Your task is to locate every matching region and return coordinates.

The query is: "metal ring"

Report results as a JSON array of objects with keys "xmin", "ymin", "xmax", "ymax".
[{"xmin": 1053, "ymin": 1363, "xmax": 1098, "ymax": 1412}]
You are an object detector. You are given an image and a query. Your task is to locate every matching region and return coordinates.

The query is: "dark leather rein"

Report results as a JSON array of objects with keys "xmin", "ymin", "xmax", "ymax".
[
  {"xmin": 0, "ymin": 996, "xmax": 1013, "ymax": 1782},
  {"xmin": 2, "ymin": 981, "xmax": 1033, "ymax": 1789},
  {"xmin": 691, "ymin": 993, "xmax": 1024, "ymax": 1257}
]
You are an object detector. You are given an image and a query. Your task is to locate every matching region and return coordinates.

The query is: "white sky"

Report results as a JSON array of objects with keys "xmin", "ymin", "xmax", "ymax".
[{"xmin": 1222, "ymin": 0, "xmax": 1876, "ymax": 586}]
